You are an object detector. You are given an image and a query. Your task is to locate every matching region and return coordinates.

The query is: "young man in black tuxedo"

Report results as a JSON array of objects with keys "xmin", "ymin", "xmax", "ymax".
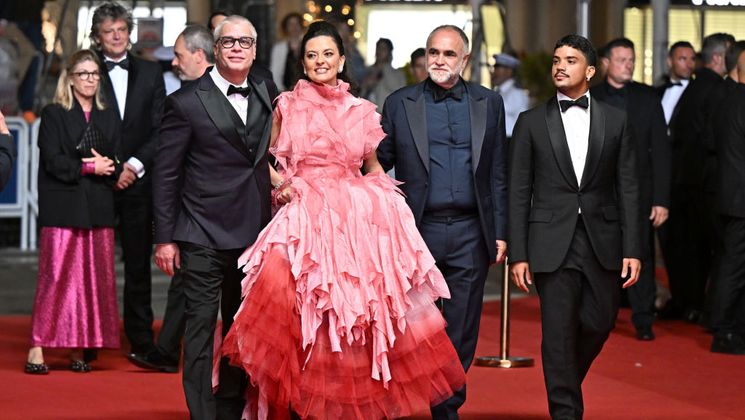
[
  {"xmin": 90, "ymin": 2, "xmax": 165, "ymax": 357},
  {"xmin": 153, "ymin": 16, "xmax": 275, "ymax": 419},
  {"xmin": 592, "ymin": 38, "xmax": 670, "ymax": 341},
  {"xmin": 509, "ymin": 34, "xmax": 642, "ymax": 420}
]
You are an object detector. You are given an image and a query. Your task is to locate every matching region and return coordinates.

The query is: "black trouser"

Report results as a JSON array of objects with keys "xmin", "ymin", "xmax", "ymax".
[
  {"xmin": 534, "ymin": 219, "xmax": 621, "ymax": 420},
  {"xmin": 156, "ymin": 271, "xmax": 186, "ymax": 363},
  {"xmin": 179, "ymin": 242, "xmax": 246, "ymax": 420},
  {"xmin": 627, "ymin": 216, "xmax": 656, "ymax": 329},
  {"xmin": 117, "ymin": 186, "xmax": 154, "ymax": 353},
  {"xmin": 710, "ymin": 216, "xmax": 745, "ymax": 337},
  {"xmin": 420, "ymin": 213, "xmax": 490, "ymax": 420},
  {"xmin": 659, "ymin": 186, "xmax": 719, "ymax": 315}
]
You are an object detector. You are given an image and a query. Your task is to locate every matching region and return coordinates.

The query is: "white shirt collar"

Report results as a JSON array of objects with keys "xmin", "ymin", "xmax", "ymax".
[
  {"xmin": 557, "ymin": 90, "xmax": 590, "ymax": 102},
  {"xmin": 104, "ymin": 54, "xmax": 128, "ymax": 63},
  {"xmin": 209, "ymin": 67, "xmax": 248, "ymax": 96},
  {"xmin": 498, "ymin": 78, "xmax": 516, "ymax": 91}
]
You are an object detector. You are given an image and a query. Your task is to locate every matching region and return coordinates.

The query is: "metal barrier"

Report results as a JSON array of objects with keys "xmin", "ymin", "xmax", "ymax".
[
  {"xmin": 28, "ymin": 119, "xmax": 40, "ymax": 250},
  {"xmin": 0, "ymin": 116, "xmax": 30, "ymax": 250}
]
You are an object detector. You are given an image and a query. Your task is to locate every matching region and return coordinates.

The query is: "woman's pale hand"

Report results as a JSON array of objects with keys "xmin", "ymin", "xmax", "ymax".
[
  {"xmin": 275, "ymin": 184, "xmax": 294, "ymax": 204},
  {"xmin": 82, "ymin": 148, "xmax": 115, "ymax": 176}
]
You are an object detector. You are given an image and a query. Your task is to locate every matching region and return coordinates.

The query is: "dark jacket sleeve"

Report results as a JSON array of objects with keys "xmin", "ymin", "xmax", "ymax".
[
  {"xmin": 490, "ymin": 94, "xmax": 508, "ymax": 241},
  {"xmin": 153, "ymin": 93, "xmax": 192, "ymax": 244},
  {"xmin": 38, "ymin": 106, "xmax": 83, "ymax": 184},
  {"xmin": 377, "ymin": 94, "xmax": 397, "ymax": 172},
  {"xmin": 0, "ymin": 132, "xmax": 15, "ymax": 190},
  {"xmin": 616, "ymin": 115, "xmax": 643, "ymax": 258},
  {"xmin": 649, "ymin": 97, "xmax": 671, "ymax": 207},
  {"xmin": 507, "ymin": 112, "xmax": 533, "ymax": 263},
  {"xmin": 133, "ymin": 65, "xmax": 166, "ymax": 170}
]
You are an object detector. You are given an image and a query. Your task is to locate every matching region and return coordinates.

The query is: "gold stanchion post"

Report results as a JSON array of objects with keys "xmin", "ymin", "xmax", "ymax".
[{"xmin": 475, "ymin": 259, "xmax": 534, "ymax": 368}]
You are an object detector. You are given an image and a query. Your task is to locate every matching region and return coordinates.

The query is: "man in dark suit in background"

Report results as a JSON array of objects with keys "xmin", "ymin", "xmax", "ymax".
[
  {"xmin": 509, "ymin": 34, "xmax": 642, "ymax": 420},
  {"xmin": 378, "ymin": 25, "xmax": 507, "ymax": 419},
  {"xmin": 0, "ymin": 110, "xmax": 15, "ymax": 191},
  {"xmin": 662, "ymin": 33, "xmax": 734, "ymax": 323},
  {"xmin": 592, "ymin": 38, "xmax": 670, "ymax": 341},
  {"xmin": 710, "ymin": 41, "xmax": 745, "ymax": 355},
  {"xmin": 90, "ymin": 2, "xmax": 165, "ymax": 357},
  {"xmin": 126, "ymin": 24, "xmax": 216, "ymax": 374},
  {"xmin": 657, "ymin": 41, "xmax": 695, "ymax": 127},
  {"xmin": 153, "ymin": 16, "xmax": 275, "ymax": 419}
]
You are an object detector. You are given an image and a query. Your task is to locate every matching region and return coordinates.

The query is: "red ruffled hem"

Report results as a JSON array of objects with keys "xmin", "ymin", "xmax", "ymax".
[{"xmin": 223, "ymin": 248, "xmax": 465, "ymax": 420}]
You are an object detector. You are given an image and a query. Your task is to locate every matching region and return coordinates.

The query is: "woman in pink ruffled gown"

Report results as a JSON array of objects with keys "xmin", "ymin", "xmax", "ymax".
[{"xmin": 222, "ymin": 21, "xmax": 466, "ymax": 419}]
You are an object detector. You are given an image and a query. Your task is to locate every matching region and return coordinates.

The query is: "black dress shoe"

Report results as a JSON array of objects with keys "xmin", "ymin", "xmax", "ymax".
[
  {"xmin": 70, "ymin": 359, "xmax": 92, "ymax": 373},
  {"xmin": 635, "ymin": 325, "xmax": 655, "ymax": 341},
  {"xmin": 127, "ymin": 351, "xmax": 179, "ymax": 373},
  {"xmin": 711, "ymin": 333, "xmax": 745, "ymax": 355},
  {"xmin": 24, "ymin": 362, "xmax": 49, "ymax": 375}
]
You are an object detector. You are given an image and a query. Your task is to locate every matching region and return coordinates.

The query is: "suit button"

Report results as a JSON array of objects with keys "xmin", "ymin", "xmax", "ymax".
[
  {"xmin": 425, "ymin": 182, "xmax": 429, "ymax": 187},
  {"xmin": 249, "ymin": 148, "xmax": 254, "ymax": 153}
]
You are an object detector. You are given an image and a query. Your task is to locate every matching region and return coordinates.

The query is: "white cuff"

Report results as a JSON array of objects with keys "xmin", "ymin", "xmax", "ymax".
[{"xmin": 126, "ymin": 157, "xmax": 146, "ymax": 178}]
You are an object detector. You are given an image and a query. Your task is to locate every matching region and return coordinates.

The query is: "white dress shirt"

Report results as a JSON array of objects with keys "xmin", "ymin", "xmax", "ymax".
[
  {"xmin": 209, "ymin": 67, "xmax": 249, "ymax": 125},
  {"xmin": 105, "ymin": 54, "xmax": 145, "ymax": 178},
  {"xmin": 495, "ymin": 78, "xmax": 530, "ymax": 137},
  {"xmin": 661, "ymin": 79, "xmax": 689, "ymax": 125},
  {"xmin": 558, "ymin": 91, "xmax": 591, "ymax": 214}
]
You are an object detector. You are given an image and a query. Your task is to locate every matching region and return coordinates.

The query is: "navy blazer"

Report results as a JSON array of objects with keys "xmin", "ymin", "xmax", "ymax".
[{"xmin": 377, "ymin": 79, "xmax": 508, "ymax": 261}]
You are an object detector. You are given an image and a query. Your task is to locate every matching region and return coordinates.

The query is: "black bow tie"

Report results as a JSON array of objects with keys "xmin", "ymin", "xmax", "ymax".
[
  {"xmin": 105, "ymin": 58, "xmax": 129, "ymax": 71},
  {"xmin": 227, "ymin": 84, "xmax": 251, "ymax": 97},
  {"xmin": 559, "ymin": 96, "xmax": 589, "ymax": 112},
  {"xmin": 665, "ymin": 80, "xmax": 683, "ymax": 88}
]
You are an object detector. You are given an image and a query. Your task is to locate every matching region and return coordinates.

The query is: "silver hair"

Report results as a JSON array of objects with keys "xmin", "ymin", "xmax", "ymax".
[
  {"xmin": 180, "ymin": 25, "xmax": 215, "ymax": 63},
  {"xmin": 213, "ymin": 15, "xmax": 257, "ymax": 41}
]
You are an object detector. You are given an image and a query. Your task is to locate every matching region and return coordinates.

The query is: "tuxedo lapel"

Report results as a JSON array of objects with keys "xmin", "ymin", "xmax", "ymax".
[
  {"xmin": 404, "ymin": 86, "xmax": 430, "ymax": 172},
  {"xmin": 122, "ymin": 52, "xmax": 138, "ymax": 122},
  {"xmin": 545, "ymin": 98, "xmax": 579, "ymax": 189},
  {"xmin": 196, "ymin": 76, "xmax": 251, "ymax": 160},
  {"xmin": 247, "ymin": 76, "xmax": 272, "ymax": 166},
  {"xmin": 580, "ymin": 98, "xmax": 606, "ymax": 189},
  {"xmin": 469, "ymin": 87, "xmax": 487, "ymax": 174}
]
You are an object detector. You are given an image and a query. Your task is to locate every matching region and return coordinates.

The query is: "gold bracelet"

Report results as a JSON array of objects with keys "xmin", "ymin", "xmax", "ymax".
[{"xmin": 273, "ymin": 179, "xmax": 285, "ymax": 190}]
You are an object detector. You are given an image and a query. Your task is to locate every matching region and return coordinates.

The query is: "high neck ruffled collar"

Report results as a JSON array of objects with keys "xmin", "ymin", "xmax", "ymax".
[{"xmin": 295, "ymin": 79, "xmax": 351, "ymax": 101}]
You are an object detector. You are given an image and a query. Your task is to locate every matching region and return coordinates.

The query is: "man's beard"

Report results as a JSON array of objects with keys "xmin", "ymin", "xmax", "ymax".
[{"xmin": 428, "ymin": 67, "xmax": 459, "ymax": 84}]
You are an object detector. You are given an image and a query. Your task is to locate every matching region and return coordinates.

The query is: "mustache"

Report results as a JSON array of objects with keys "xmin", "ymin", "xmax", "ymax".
[{"xmin": 554, "ymin": 71, "xmax": 568, "ymax": 77}]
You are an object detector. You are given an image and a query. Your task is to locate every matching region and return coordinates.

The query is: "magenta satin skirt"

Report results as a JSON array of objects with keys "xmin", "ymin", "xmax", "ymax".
[{"xmin": 29, "ymin": 227, "xmax": 120, "ymax": 348}]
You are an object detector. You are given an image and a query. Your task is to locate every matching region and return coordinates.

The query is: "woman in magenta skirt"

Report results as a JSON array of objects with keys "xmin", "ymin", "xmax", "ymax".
[{"xmin": 25, "ymin": 49, "xmax": 121, "ymax": 374}]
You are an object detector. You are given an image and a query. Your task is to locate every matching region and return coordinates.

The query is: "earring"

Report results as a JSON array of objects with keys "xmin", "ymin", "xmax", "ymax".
[
  {"xmin": 303, "ymin": 68, "xmax": 307, "ymax": 75},
  {"xmin": 338, "ymin": 65, "xmax": 344, "ymax": 74}
]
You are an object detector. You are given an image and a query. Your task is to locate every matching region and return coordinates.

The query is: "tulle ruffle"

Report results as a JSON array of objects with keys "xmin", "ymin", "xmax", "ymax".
[{"xmin": 223, "ymin": 247, "xmax": 466, "ymax": 420}]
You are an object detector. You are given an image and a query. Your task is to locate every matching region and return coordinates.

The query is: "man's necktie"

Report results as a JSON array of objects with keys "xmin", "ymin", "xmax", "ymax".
[
  {"xmin": 105, "ymin": 58, "xmax": 129, "ymax": 71},
  {"xmin": 227, "ymin": 85, "xmax": 251, "ymax": 97},
  {"xmin": 559, "ymin": 96, "xmax": 589, "ymax": 112}
]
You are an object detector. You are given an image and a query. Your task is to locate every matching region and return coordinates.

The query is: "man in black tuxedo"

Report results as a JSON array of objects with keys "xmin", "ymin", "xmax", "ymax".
[
  {"xmin": 378, "ymin": 25, "xmax": 507, "ymax": 419},
  {"xmin": 90, "ymin": 2, "xmax": 165, "ymax": 356},
  {"xmin": 592, "ymin": 38, "xmax": 670, "ymax": 341},
  {"xmin": 509, "ymin": 35, "xmax": 642, "ymax": 420},
  {"xmin": 710, "ymin": 42, "xmax": 745, "ymax": 355},
  {"xmin": 657, "ymin": 41, "xmax": 695, "ymax": 126},
  {"xmin": 153, "ymin": 16, "xmax": 275, "ymax": 419},
  {"xmin": 662, "ymin": 33, "xmax": 734, "ymax": 323},
  {"xmin": 0, "ymin": 111, "xmax": 14, "ymax": 191}
]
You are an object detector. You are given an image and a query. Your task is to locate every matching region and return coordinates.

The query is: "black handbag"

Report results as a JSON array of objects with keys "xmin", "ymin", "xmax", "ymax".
[{"xmin": 76, "ymin": 123, "xmax": 112, "ymax": 158}]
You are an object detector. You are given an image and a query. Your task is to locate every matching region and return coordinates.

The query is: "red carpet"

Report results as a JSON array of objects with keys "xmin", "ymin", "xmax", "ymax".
[{"xmin": 1, "ymin": 297, "xmax": 744, "ymax": 419}]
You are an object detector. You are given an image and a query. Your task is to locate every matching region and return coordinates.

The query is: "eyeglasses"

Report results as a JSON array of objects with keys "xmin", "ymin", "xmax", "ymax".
[
  {"xmin": 72, "ymin": 71, "xmax": 101, "ymax": 81},
  {"xmin": 217, "ymin": 36, "xmax": 256, "ymax": 49}
]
